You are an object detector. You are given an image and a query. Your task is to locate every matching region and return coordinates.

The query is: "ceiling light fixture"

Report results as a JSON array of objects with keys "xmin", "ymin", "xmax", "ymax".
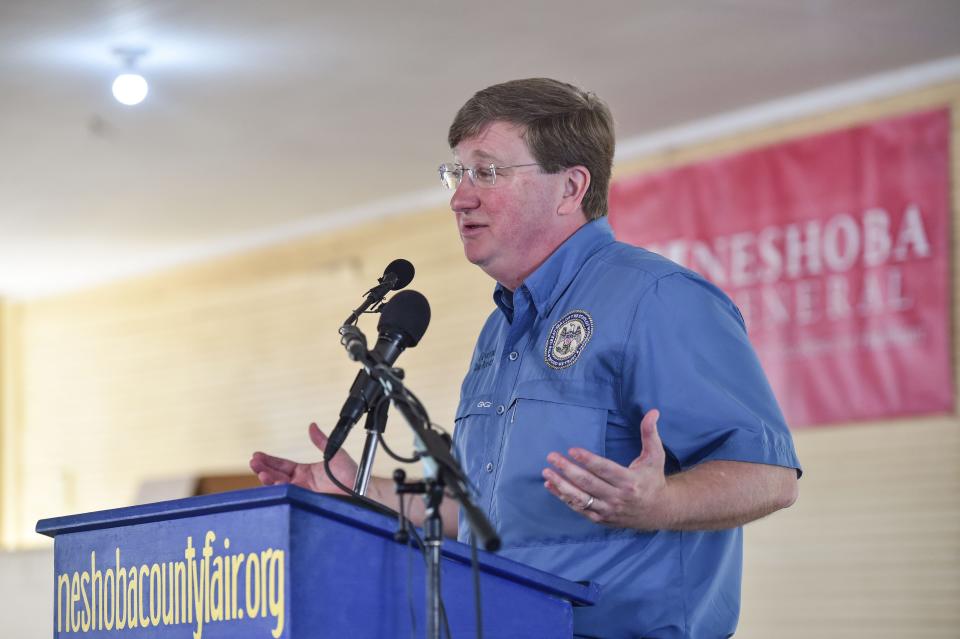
[{"xmin": 111, "ymin": 47, "xmax": 149, "ymax": 106}]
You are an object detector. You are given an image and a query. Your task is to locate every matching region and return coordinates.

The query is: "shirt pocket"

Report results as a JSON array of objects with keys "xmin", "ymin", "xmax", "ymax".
[
  {"xmin": 495, "ymin": 380, "xmax": 619, "ymax": 545},
  {"xmin": 452, "ymin": 394, "xmax": 494, "ymax": 482}
]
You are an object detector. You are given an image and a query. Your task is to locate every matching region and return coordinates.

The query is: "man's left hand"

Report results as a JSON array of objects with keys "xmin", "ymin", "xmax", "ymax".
[{"xmin": 542, "ymin": 409, "xmax": 676, "ymax": 530}]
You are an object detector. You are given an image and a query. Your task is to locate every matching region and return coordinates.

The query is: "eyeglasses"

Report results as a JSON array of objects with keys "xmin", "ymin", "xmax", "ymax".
[{"xmin": 437, "ymin": 162, "xmax": 540, "ymax": 190}]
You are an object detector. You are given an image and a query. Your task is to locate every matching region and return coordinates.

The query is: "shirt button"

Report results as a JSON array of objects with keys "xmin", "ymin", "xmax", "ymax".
[
  {"xmin": 496, "ymin": 405, "xmax": 506, "ymax": 415},
  {"xmin": 508, "ymin": 351, "xmax": 519, "ymax": 361},
  {"xmin": 485, "ymin": 462, "xmax": 494, "ymax": 473}
]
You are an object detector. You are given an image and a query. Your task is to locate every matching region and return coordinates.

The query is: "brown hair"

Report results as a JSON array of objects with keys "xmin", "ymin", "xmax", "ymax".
[{"xmin": 448, "ymin": 78, "xmax": 615, "ymax": 220}]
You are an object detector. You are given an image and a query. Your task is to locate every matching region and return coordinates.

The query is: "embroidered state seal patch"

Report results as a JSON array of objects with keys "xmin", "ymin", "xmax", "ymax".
[{"xmin": 544, "ymin": 309, "xmax": 594, "ymax": 370}]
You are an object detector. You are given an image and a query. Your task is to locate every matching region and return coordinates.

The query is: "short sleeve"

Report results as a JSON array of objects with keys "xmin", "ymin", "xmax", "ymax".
[{"xmin": 621, "ymin": 272, "xmax": 802, "ymax": 475}]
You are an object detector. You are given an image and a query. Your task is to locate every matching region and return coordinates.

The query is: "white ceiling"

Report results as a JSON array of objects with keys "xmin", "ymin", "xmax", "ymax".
[{"xmin": 2, "ymin": 0, "xmax": 959, "ymax": 299}]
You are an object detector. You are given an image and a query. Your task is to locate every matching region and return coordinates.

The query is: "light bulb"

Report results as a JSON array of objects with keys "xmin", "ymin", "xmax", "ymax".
[{"xmin": 112, "ymin": 73, "xmax": 149, "ymax": 106}]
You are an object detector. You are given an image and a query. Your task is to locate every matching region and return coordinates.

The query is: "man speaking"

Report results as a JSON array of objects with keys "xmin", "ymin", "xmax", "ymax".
[{"xmin": 251, "ymin": 78, "xmax": 801, "ymax": 638}]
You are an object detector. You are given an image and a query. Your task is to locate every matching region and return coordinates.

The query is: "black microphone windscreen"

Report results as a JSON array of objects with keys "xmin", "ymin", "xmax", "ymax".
[
  {"xmin": 384, "ymin": 259, "xmax": 415, "ymax": 290},
  {"xmin": 378, "ymin": 290, "xmax": 431, "ymax": 347}
]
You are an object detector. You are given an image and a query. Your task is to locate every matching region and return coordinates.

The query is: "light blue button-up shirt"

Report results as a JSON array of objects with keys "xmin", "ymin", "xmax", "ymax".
[{"xmin": 453, "ymin": 217, "xmax": 801, "ymax": 638}]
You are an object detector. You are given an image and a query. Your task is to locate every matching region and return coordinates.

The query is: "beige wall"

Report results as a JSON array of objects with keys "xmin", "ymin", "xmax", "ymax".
[
  {"xmin": 0, "ymin": 300, "xmax": 22, "ymax": 547},
  {"xmin": 2, "ymin": 80, "xmax": 958, "ymax": 636},
  {"xmin": 5, "ymin": 210, "xmax": 493, "ymax": 545}
]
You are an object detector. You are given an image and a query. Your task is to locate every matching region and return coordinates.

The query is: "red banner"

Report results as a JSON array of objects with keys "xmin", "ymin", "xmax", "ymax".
[{"xmin": 609, "ymin": 108, "xmax": 953, "ymax": 427}]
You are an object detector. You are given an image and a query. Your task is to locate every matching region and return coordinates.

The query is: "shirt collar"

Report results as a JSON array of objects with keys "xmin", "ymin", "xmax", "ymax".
[
  {"xmin": 493, "ymin": 217, "xmax": 616, "ymax": 321},
  {"xmin": 493, "ymin": 285, "xmax": 515, "ymax": 323}
]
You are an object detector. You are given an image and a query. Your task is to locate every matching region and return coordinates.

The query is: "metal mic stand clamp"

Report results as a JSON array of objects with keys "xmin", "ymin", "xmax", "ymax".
[{"xmin": 338, "ymin": 324, "xmax": 368, "ymax": 362}]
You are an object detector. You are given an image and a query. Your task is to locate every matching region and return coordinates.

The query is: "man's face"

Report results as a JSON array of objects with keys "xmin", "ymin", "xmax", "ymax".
[{"xmin": 450, "ymin": 121, "xmax": 568, "ymax": 290}]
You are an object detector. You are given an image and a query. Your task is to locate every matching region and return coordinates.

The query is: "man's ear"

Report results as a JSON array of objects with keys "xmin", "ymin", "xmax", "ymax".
[{"xmin": 557, "ymin": 165, "xmax": 591, "ymax": 217}]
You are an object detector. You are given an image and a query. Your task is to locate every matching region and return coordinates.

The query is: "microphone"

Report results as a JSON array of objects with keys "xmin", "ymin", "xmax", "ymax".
[
  {"xmin": 343, "ymin": 259, "xmax": 415, "ymax": 326},
  {"xmin": 325, "ymin": 290, "xmax": 431, "ymax": 461},
  {"xmin": 372, "ymin": 258, "xmax": 415, "ymax": 298}
]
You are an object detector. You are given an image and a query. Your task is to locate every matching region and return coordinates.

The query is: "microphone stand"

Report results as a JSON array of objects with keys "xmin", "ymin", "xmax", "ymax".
[
  {"xmin": 338, "ymin": 277, "xmax": 395, "ymax": 496},
  {"xmin": 337, "ymin": 326, "xmax": 499, "ymax": 638},
  {"xmin": 353, "ymin": 392, "xmax": 389, "ymax": 495},
  {"xmin": 393, "ymin": 468, "xmax": 446, "ymax": 639},
  {"xmin": 368, "ymin": 364, "xmax": 500, "ymax": 639}
]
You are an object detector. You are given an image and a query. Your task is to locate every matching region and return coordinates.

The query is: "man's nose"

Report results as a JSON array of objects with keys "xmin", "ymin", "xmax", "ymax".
[{"xmin": 449, "ymin": 178, "xmax": 480, "ymax": 213}]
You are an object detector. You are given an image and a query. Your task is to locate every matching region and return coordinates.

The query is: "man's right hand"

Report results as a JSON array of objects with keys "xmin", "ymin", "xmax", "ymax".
[
  {"xmin": 249, "ymin": 423, "xmax": 358, "ymax": 495},
  {"xmin": 250, "ymin": 422, "xmax": 460, "ymax": 536}
]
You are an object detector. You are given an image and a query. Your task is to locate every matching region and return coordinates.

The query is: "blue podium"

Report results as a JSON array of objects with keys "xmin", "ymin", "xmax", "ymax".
[{"xmin": 37, "ymin": 485, "xmax": 597, "ymax": 638}]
